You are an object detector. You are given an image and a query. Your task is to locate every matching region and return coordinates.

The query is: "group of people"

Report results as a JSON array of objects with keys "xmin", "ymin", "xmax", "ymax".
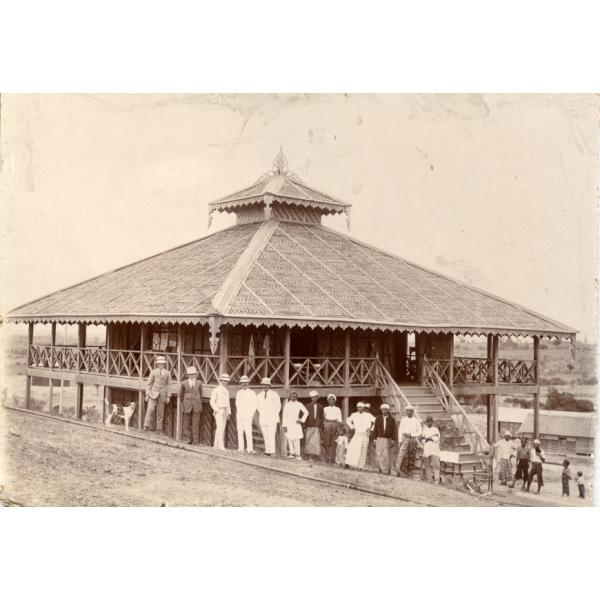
[
  {"xmin": 494, "ymin": 430, "xmax": 587, "ymax": 498},
  {"xmin": 141, "ymin": 358, "xmax": 442, "ymax": 482}
]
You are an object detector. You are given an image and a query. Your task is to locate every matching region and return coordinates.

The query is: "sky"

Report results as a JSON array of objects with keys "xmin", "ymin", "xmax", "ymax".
[{"xmin": 1, "ymin": 94, "xmax": 598, "ymax": 341}]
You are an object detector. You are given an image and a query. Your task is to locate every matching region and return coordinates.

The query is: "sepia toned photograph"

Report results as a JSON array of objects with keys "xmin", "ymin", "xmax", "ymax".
[{"xmin": 0, "ymin": 93, "xmax": 597, "ymax": 507}]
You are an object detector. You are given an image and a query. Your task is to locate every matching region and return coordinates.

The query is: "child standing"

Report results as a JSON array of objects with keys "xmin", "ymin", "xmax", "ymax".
[
  {"xmin": 335, "ymin": 427, "xmax": 349, "ymax": 467},
  {"xmin": 576, "ymin": 471, "xmax": 586, "ymax": 499},
  {"xmin": 561, "ymin": 459, "xmax": 572, "ymax": 497}
]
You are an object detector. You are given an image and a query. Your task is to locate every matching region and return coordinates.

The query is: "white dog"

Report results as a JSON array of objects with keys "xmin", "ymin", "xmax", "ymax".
[{"xmin": 104, "ymin": 400, "xmax": 137, "ymax": 431}]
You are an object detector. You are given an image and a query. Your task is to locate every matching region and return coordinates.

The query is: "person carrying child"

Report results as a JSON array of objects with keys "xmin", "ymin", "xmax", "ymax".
[{"xmin": 561, "ymin": 459, "xmax": 573, "ymax": 497}]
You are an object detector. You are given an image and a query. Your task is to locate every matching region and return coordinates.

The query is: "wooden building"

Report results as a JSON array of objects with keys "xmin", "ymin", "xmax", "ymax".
[
  {"xmin": 520, "ymin": 410, "xmax": 595, "ymax": 456},
  {"xmin": 8, "ymin": 150, "xmax": 577, "ymax": 469}
]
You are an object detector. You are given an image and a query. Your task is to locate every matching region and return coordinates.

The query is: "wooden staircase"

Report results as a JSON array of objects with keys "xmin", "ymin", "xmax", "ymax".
[{"xmin": 375, "ymin": 360, "xmax": 489, "ymax": 481}]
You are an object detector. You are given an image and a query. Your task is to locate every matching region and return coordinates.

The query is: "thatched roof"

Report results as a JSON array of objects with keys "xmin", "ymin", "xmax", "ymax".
[{"xmin": 8, "ymin": 218, "xmax": 576, "ymax": 338}]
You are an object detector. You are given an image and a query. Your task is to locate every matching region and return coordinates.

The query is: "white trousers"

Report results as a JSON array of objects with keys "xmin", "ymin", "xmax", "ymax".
[
  {"xmin": 237, "ymin": 416, "xmax": 254, "ymax": 452},
  {"xmin": 213, "ymin": 409, "xmax": 227, "ymax": 450},
  {"xmin": 261, "ymin": 423, "xmax": 277, "ymax": 454},
  {"xmin": 288, "ymin": 438, "xmax": 301, "ymax": 457}
]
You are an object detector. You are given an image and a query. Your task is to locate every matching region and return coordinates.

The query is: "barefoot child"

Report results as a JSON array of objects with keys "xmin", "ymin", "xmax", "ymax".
[
  {"xmin": 576, "ymin": 471, "xmax": 586, "ymax": 499},
  {"xmin": 561, "ymin": 459, "xmax": 572, "ymax": 497},
  {"xmin": 336, "ymin": 427, "xmax": 349, "ymax": 467}
]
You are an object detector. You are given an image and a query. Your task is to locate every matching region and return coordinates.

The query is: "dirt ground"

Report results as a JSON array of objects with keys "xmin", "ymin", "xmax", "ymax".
[{"xmin": 1, "ymin": 408, "xmax": 591, "ymax": 507}]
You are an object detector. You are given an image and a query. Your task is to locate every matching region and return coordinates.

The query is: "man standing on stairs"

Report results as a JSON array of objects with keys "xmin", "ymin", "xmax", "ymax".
[
  {"xmin": 396, "ymin": 405, "xmax": 422, "ymax": 477},
  {"xmin": 421, "ymin": 416, "xmax": 441, "ymax": 483},
  {"xmin": 372, "ymin": 403, "xmax": 396, "ymax": 475},
  {"xmin": 494, "ymin": 431, "xmax": 516, "ymax": 485}
]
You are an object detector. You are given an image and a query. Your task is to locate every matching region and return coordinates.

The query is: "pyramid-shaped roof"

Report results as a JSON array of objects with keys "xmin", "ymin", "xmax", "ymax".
[{"xmin": 8, "ymin": 151, "xmax": 575, "ymax": 338}]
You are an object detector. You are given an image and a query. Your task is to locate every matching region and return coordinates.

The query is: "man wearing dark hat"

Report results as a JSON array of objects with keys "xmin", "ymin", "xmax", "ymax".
[
  {"xmin": 143, "ymin": 355, "xmax": 172, "ymax": 433},
  {"xmin": 180, "ymin": 366, "xmax": 203, "ymax": 445},
  {"xmin": 371, "ymin": 403, "xmax": 396, "ymax": 475}
]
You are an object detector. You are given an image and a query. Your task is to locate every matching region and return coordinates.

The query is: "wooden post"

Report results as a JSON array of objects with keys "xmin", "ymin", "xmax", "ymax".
[
  {"xmin": 219, "ymin": 326, "xmax": 229, "ymax": 376},
  {"xmin": 138, "ymin": 324, "xmax": 145, "ymax": 430},
  {"xmin": 343, "ymin": 328, "xmax": 351, "ymax": 421},
  {"xmin": 533, "ymin": 335, "xmax": 540, "ymax": 439},
  {"xmin": 76, "ymin": 323, "xmax": 86, "ymax": 420},
  {"xmin": 280, "ymin": 327, "xmax": 291, "ymax": 456},
  {"xmin": 448, "ymin": 333, "xmax": 454, "ymax": 389},
  {"xmin": 176, "ymin": 324, "xmax": 183, "ymax": 442},
  {"xmin": 486, "ymin": 333, "xmax": 499, "ymax": 443},
  {"xmin": 49, "ymin": 322, "xmax": 56, "ymax": 414},
  {"xmin": 25, "ymin": 322, "xmax": 34, "ymax": 409}
]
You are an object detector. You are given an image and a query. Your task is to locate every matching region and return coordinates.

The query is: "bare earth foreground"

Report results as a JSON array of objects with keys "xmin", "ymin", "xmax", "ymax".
[{"xmin": 0, "ymin": 409, "xmax": 587, "ymax": 507}]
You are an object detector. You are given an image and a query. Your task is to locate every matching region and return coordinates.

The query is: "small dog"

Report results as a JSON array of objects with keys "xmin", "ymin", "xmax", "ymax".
[{"xmin": 104, "ymin": 400, "xmax": 137, "ymax": 431}]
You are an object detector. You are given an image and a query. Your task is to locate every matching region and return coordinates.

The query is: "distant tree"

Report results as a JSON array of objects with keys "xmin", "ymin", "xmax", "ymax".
[{"xmin": 544, "ymin": 387, "xmax": 594, "ymax": 412}]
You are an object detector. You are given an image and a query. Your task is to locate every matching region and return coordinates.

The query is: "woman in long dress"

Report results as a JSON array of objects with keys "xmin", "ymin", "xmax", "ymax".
[
  {"xmin": 282, "ymin": 391, "xmax": 308, "ymax": 460},
  {"xmin": 345, "ymin": 402, "xmax": 375, "ymax": 469}
]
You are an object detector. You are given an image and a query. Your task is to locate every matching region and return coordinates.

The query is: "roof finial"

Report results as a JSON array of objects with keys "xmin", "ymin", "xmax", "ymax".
[{"xmin": 273, "ymin": 146, "xmax": 288, "ymax": 175}]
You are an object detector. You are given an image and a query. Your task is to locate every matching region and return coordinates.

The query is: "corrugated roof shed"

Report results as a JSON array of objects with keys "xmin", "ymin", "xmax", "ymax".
[{"xmin": 521, "ymin": 410, "xmax": 596, "ymax": 439}]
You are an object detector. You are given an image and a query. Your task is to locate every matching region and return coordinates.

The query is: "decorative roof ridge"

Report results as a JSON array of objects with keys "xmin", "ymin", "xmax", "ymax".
[
  {"xmin": 211, "ymin": 219, "xmax": 280, "ymax": 315},
  {"xmin": 312, "ymin": 223, "xmax": 577, "ymax": 335}
]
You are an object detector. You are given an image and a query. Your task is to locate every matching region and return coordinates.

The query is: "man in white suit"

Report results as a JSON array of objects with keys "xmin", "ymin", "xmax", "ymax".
[
  {"xmin": 256, "ymin": 377, "xmax": 281, "ymax": 456},
  {"xmin": 210, "ymin": 373, "xmax": 231, "ymax": 450},
  {"xmin": 235, "ymin": 375, "xmax": 257, "ymax": 453}
]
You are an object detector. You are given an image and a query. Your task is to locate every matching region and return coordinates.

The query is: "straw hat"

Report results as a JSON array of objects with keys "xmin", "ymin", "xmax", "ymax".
[
  {"xmin": 260, "ymin": 377, "xmax": 271, "ymax": 385},
  {"xmin": 380, "ymin": 403, "xmax": 390, "ymax": 410},
  {"xmin": 533, "ymin": 438, "xmax": 541, "ymax": 445},
  {"xmin": 219, "ymin": 373, "xmax": 231, "ymax": 382},
  {"xmin": 155, "ymin": 356, "xmax": 166, "ymax": 363},
  {"xmin": 309, "ymin": 390, "xmax": 319, "ymax": 398},
  {"xmin": 186, "ymin": 366, "xmax": 198, "ymax": 375},
  {"xmin": 239, "ymin": 375, "xmax": 250, "ymax": 384}
]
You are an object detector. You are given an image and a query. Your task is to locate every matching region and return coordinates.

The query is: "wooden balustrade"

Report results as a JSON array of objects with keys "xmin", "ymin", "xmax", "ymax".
[{"xmin": 26, "ymin": 344, "xmax": 539, "ymax": 388}]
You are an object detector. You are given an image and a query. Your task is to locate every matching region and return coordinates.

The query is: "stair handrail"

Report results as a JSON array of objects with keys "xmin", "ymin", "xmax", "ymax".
[
  {"xmin": 373, "ymin": 359, "xmax": 411, "ymax": 416},
  {"xmin": 422, "ymin": 357, "xmax": 490, "ymax": 456}
]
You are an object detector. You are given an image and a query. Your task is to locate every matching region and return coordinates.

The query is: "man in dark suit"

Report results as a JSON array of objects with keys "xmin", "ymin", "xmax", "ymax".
[
  {"xmin": 372, "ymin": 403, "xmax": 396, "ymax": 474},
  {"xmin": 304, "ymin": 390, "xmax": 324, "ymax": 460},
  {"xmin": 180, "ymin": 366, "xmax": 203, "ymax": 445}
]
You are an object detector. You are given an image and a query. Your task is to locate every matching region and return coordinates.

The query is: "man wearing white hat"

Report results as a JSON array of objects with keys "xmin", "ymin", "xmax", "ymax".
[
  {"xmin": 345, "ymin": 402, "xmax": 376, "ymax": 469},
  {"xmin": 256, "ymin": 377, "xmax": 281, "ymax": 455},
  {"xmin": 526, "ymin": 438, "xmax": 546, "ymax": 494},
  {"xmin": 180, "ymin": 366, "xmax": 203, "ymax": 445},
  {"xmin": 372, "ymin": 403, "xmax": 396, "ymax": 475},
  {"xmin": 494, "ymin": 430, "xmax": 516, "ymax": 485},
  {"xmin": 322, "ymin": 394, "xmax": 343, "ymax": 463},
  {"xmin": 235, "ymin": 375, "xmax": 257, "ymax": 453},
  {"xmin": 282, "ymin": 391, "xmax": 308, "ymax": 459},
  {"xmin": 143, "ymin": 355, "xmax": 172, "ymax": 433},
  {"xmin": 396, "ymin": 405, "xmax": 422, "ymax": 476},
  {"xmin": 421, "ymin": 416, "xmax": 441, "ymax": 483},
  {"xmin": 210, "ymin": 373, "xmax": 231, "ymax": 450}
]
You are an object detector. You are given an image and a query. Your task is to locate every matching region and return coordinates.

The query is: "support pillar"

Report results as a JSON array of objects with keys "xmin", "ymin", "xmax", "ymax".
[
  {"xmin": 280, "ymin": 327, "xmax": 291, "ymax": 456},
  {"xmin": 448, "ymin": 333, "xmax": 455, "ymax": 389},
  {"xmin": 138, "ymin": 324, "xmax": 146, "ymax": 430},
  {"xmin": 343, "ymin": 328, "xmax": 351, "ymax": 421},
  {"xmin": 533, "ymin": 335, "xmax": 540, "ymax": 439},
  {"xmin": 219, "ymin": 326, "xmax": 229, "ymax": 376},
  {"xmin": 25, "ymin": 323, "xmax": 34, "ymax": 409},
  {"xmin": 76, "ymin": 323, "xmax": 86, "ymax": 420},
  {"xmin": 176, "ymin": 324, "xmax": 183, "ymax": 442},
  {"xmin": 486, "ymin": 333, "xmax": 499, "ymax": 443},
  {"xmin": 49, "ymin": 322, "xmax": 56, "ymax": 414}
]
